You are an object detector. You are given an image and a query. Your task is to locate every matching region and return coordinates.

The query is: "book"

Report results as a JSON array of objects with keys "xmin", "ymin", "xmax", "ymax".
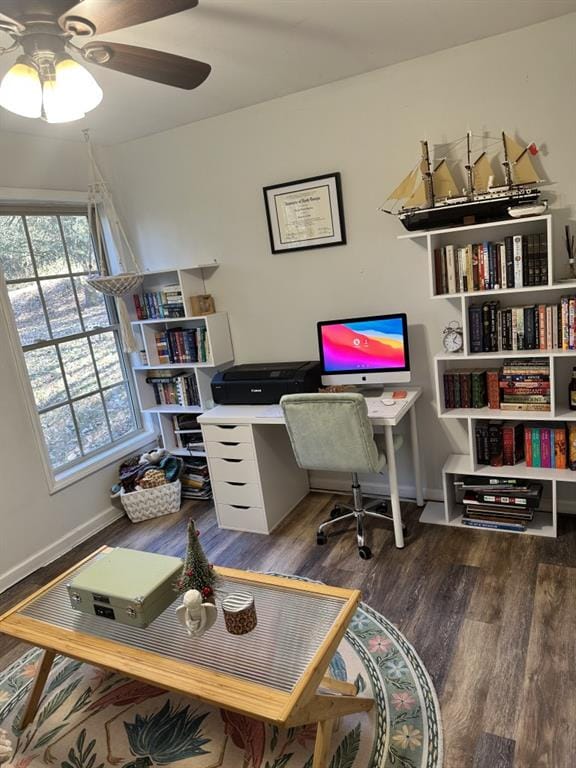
[
  {"xmin": 461, "ymin": 517, "xmax": 526, "ymax": 532},
  {"xmin": 513, "ymin": 234, "xmax": 523, "ymax": 288}
]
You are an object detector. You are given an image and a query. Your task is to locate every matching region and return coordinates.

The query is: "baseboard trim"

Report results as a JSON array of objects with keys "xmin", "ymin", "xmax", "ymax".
[
  {"xmin": 309, "ymin": 476, "xmax": 444, "ymax": 503},
  {"xmin": 0, "ymin": 506, "xmax": 124, "ymax": 594}
]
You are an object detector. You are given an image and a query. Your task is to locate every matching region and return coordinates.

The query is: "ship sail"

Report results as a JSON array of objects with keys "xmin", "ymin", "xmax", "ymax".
[
  {"xmin": 387, "ymin": 168, "xmax": 419, "ymax": 201},
  {"xmin": 503, "ymin": 133, "xmax": 526, "ymax": 162},
  {"xmin": 472, "ymin": 152, "xmax": 491, "ymax": 193},
  {"xmin": 512, "ymin": 149, "xmax": 540, "ymax": 185},
  {"xmin": 432, "ymin": 160, "xmax": 458, "ymax": 199},
  {"xmin": 406, "ymin": 180, "xmax": 428, "ymax": 207}
]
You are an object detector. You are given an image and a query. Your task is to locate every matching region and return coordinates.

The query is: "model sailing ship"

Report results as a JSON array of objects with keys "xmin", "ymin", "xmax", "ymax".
[{"xmin": 381, "ymin": 131, "xmax": 547, "ymax": 231}]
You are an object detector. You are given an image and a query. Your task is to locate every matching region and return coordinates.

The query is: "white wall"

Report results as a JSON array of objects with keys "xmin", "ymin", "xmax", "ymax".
[
  {"xmin": 0, "ymin": 132, "xmax": 126, "ymax": 591},
  {"xmin": 102, "ymin": 14, "xmax": 576, "ymax": 499}
]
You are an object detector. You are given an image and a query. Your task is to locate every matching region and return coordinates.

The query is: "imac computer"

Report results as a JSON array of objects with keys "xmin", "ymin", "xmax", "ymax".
[{"xmin": 317, "ymin": 313, "xmax": 411, "ymax": 387}]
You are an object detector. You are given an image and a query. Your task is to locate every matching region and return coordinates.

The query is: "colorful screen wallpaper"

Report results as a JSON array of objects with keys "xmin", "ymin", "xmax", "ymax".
[{"xmin": 320, "ymin": 317, "xmax": 407, "ymax": 371}]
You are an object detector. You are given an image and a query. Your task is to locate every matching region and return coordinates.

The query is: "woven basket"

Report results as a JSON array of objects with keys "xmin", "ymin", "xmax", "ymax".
[
  {"xmin": 87, "ymin": 272, "xmax": 143, "ymax": 297},
  {"xmin": 120, "ymin": 479, "xmax": 181, "ymax": 523}
]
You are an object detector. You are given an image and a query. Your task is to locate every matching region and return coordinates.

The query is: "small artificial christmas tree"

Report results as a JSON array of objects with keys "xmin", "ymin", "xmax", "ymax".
[{"xmin": 175, "ymin": 519, "xmax": 218, "ymax": 600}]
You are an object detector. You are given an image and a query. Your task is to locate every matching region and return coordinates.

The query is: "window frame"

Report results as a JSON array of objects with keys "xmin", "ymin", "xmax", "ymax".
[{"xmin": 0, "ymin": 201, "xmax": 153, "ymax": 492}]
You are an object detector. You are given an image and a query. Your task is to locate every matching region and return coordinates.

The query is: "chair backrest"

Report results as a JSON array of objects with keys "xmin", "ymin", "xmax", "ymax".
[{"xmin": 280, "ymin": 393, "xmax": 385, "ymax": 474}]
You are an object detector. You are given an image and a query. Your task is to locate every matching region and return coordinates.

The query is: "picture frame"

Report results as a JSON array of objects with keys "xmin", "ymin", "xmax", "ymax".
[{"xmin": 263, "ymin": 172, "xmax": 346, "ymax": 254}]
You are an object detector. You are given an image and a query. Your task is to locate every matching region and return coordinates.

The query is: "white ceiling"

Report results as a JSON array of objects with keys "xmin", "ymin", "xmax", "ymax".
[{"xmin": 0, "ymin": 0, "xmax": 575, "ymax": 145}]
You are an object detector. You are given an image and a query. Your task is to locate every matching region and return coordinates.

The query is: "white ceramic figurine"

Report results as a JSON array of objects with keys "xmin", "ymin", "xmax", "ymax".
[
  {"xmin": 175, "ymin": 589, "xmax": 218, "ymax": 637},
  {"xmin": 0, "ymin": 729, "xmax": 12, "ymax": 765}
]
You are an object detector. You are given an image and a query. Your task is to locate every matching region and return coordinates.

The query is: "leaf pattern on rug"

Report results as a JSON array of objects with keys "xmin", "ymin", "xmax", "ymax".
[
  {"xmin": 61, "ymin": 730, "xmax": 104, "ymax": 768},
  {"xmin": 124, "ymin": 700, "xmax": 210, "ymax": 766},
  {"xmin": 220, "ymin": 709, "xmax": 266, "ymax": 767},
  {"xmin": 329, "ymin": 723, "xmax": 361, "ymax": 768}
]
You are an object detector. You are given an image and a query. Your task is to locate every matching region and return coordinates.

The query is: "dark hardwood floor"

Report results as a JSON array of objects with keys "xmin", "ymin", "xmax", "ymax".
[{"xmin": 1, "ymin": 493, "xmax": 575, "ymax": 768}]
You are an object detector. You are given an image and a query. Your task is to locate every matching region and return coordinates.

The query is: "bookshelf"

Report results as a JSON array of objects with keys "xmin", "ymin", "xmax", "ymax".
[
  {"xmin": 129, "ymin": 266, "xmax": 234, "ymax": 463},
  {"xmin": 407, "ymin": 214, "xmax": 576, "ymax": 538}
]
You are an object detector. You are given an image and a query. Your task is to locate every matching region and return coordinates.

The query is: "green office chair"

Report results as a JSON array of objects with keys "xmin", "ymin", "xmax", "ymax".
[{"xmin": 280, "ymin": 392, "xmax": 404, "ymax": 559}]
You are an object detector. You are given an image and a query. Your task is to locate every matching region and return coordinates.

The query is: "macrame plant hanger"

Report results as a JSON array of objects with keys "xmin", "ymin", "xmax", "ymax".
[{"xmin": 84, "ymin": 129, "xmax": 143, "ymax": 352}]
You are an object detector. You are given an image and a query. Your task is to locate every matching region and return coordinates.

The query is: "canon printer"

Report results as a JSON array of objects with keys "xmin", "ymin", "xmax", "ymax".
[{"xmin": 211, "ymin": 361, "xmax": 321, "ymax": 405}]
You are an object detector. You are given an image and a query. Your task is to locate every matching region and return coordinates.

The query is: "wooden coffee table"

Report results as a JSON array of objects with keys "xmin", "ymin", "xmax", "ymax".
[{"xmin": 0, "ymin": 547, "xmax": 373, "ymax": 768}]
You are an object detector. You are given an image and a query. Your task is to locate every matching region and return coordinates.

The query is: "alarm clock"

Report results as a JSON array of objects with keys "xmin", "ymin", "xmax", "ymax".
[{"xmin": 442, "ymin": 321, "xmax": 464, "ymax": 353}]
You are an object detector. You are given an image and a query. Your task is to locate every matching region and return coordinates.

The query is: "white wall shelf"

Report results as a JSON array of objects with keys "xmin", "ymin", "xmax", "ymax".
[{"xmin": 412, "ymin": 214, "xmax": 576, "ymax": 537}]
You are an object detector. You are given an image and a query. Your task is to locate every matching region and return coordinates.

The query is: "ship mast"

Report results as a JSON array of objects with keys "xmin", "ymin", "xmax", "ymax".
[
  {"xmin": 501, "ymin": 131, "xmax": 513, "ymax": 188},
  {"xmin": 465, "ymin": 131, "xmax": 474, "ymax": 197},
  {"xmin": 420, "ymin": 140, "xmax": 434, "ymax": 207}
]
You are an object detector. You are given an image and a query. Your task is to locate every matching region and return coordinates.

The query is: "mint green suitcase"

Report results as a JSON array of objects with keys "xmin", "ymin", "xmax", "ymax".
[{"xmin": 67, "ymin": 548, "xmax": 183, "ymax": 629}]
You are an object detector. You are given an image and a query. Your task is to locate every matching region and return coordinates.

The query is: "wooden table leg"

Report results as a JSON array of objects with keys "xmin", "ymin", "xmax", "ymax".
[
  {"xmin": 313, "ymin": 717, "xmax": 335, "ymax": 768},
  {"xmin": 20, "ymin": 649, "xmax": 56, "ymax": 729}
]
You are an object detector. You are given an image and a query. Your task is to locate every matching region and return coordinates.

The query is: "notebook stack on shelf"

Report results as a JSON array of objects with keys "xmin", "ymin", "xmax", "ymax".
[
  {"xmin": 145, "ymin": 372, "xmax": 200, "ymax": 407},
  {"xmin": 499, "ymin": 359, "xmax": 550, "ymax": 411},
  {"xmin": 181, "ymin": 456, "xmax": 211, "ymax": 499},
  {"xmin": 172, "ymin": 414, "xmax": 205, "ymax": 452},
  {"xmin": 454, "ymin": 476, "xmax": 543, "ymax": 532}
]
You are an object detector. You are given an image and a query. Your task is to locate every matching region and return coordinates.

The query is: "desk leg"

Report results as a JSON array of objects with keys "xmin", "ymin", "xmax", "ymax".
[
  {"xmin": 384, "ymin": 425, "xmax": 404, "ymax": 549},
  {"xmin": 20, "ymin": 649, "xmax": 56, "ymax": 729},
  {"xmin": 313, "ymin": 717, "xmax": 335, "ymax": 768},
  {"xmin": 409, "ymin": 404, "xmax": 424, "ymax": 507}
]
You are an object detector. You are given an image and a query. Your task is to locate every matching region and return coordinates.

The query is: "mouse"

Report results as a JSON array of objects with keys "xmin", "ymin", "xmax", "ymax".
[{"xmin": 381, "ymin": 398, "xmax": 395, "ymax": 406}]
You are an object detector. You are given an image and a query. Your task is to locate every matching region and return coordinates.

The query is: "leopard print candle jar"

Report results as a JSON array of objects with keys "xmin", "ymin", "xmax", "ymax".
[{"xmin": 222, "ymin": 591, "xmax": 257, "ymax": 635}]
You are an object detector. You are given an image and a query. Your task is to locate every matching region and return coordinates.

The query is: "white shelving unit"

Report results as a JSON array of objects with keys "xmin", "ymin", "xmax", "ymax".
[
  {"xmin": 129, "ymin": 265, "xmax": 234, "ymax": 459},
  {"xmin": 407, "ymin": 214, "xmax": 576, "ymax": 538}
]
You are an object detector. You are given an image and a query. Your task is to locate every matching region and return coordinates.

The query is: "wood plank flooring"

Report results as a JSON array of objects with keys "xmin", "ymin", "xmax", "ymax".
[{"xmin": 1, "ymin": 493, "xmax": 575, "ymax": 767}]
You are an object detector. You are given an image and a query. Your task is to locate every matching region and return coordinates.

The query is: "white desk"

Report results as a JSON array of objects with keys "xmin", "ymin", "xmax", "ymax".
[{"xmin": 198, "ymin": 388, "xmax": 423, "ymax": 548}]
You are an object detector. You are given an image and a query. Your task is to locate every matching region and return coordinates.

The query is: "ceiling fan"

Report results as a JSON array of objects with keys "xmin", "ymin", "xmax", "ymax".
[{"xmin": 0, "ymin": 0, "xmax": 210, "ymax": 123}]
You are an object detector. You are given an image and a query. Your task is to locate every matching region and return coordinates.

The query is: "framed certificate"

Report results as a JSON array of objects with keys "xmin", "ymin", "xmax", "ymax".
[{"xmin": 263, "ymin": 172, "xmax": 346, "ymax": 253}]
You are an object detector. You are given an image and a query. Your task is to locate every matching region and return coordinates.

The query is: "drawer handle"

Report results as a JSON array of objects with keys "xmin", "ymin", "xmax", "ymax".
[
  {"xmin": 229, "ymin": 504, "xmax": 250, "ymax": 509},
  {"xmin": 216, "ymin": 425, "xmax": 239, "ymax": 430},
  {"xmin": 226, "ymin": 482, "xmax": 246, "ymax": 487},
  {"xmin": 221, "ymin": 458, "xmax": 242, "ymax": 463},
  {"xmin": 220, "ymin": 442, "xmax": 240, "ymax": 447}
]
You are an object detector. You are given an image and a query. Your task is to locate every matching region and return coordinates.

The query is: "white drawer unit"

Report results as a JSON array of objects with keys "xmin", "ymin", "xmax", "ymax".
[
  {"xmin": 202, "ymin": 424, "xmax": 252, "ymax": 443},
  {"xmin": 206, "ymin": 441, "xmax": 254, "ymax": 460},
  {"xmin": 210, "ymin": 458, "xmax": 259, "ymax": 483},
  {"xmin": 200, "ymin": 417, "xmax": 309, "ymax": 535},
  {"xmin": 213, "ymin": 481, "xmax": 263, "ymax": 507},
  {"xmin": 216, "ymin": 503, "xmax": 268, "ymax": 534}
]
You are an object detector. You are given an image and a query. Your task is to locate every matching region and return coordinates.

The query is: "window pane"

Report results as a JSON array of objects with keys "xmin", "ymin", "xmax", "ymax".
[
  {"xmin": 41, "ymin": 278, "xmax": 83, "ymax": 337},
  {"xmin": 39, "ymin": 405, "xmax": 81, "ymax": 468},
  {"xmin": 59, "ymin": 338, "xmax": 99, "ymax": 397},
  {"xmin": 7, "ymin": 282, "xmax": 50, "ymax": 345},
  {"xmin": 0, "ymin": 216, "xmax": 34, "ymax": 280},
  {"xmin": 104, "ymin": 384, "xmax": 136, "ymax": 440},
  {"xmin": 74, "ymin": 276, "xmax": 110, "ymax": 331},
  {"xmin": 25, "ymin": 347, "xmax": 67, "ymax": 410},
  {"xmin": 92, "ymin": 331, "xmax": 123, "ymax": 386},
  {"xmin": 61, "ymin": 216, "xmax": 95, "ymax": 273},
  {"xmin": 74, "ymin": 393, "xmax": 110, "ymax": 452},
  {"xmin": 27, "ymin": 216, "xmax": 68, "ymax": 276}
]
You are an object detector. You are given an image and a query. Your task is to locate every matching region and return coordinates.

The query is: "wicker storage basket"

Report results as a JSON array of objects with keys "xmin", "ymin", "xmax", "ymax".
[{"xmin": 120, "ymin": 480, "xmax": 182, "ymax": 523}]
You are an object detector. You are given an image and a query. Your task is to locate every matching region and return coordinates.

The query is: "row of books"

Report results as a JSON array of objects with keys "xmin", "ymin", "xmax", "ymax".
[
  {"xmin": 469, "ymin": 296, "xmax": 576, "ymax": 353},
  {"xmin": 181, "ymin": 456, "xmax": 211, "ymax": 499},
  {"xmin": 475, "ymin": 420, "xmax": 576, "ymax": 469},
  {"xmin": 455, "ymin": 476, "xmax": 543, "ymax": 532},
  {"xmin": 133, "ymin": 284, "xmax": 185, "ymax": 320},
  {"xmin": 155, "ymin": 327, "xmax": 210, "ymax": 364},
  {"xmin": 145, "ymin": 371, "xmax": 200, "ymax": 407},
  {"xmin": 443, "ymin": 360, "xmax": 551, "ymax": 412},
  {"xmin": 171, "ymin": 414, "xmax": 205, "ymax": 452},
  {"xmin": 434, "ymin": 233, "xmax": 548, "ymax": 295}
]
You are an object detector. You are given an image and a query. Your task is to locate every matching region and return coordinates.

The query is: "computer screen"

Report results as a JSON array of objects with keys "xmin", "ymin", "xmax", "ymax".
[{"xmin": 317, "ymin": 313, "xmax": 411, "ymax": 385}]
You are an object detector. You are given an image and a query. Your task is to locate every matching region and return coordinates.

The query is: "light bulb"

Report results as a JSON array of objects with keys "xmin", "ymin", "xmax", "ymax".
[
  {"xmin": 42, "ymin": 78, "xmax": 86, "ymax": 123},
  {"xmin": 0, "ymin": 59, "xmax": 42, "ymax": 118},
  {"xmin": 53, "ymin": 58, "xmax": 103, "ymax": 114}
]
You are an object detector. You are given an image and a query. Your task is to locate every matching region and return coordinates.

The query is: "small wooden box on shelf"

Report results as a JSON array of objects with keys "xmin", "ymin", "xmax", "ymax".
[{"xmin": 404, "ymin": 214, "xmax": 576, "ymax": 538}]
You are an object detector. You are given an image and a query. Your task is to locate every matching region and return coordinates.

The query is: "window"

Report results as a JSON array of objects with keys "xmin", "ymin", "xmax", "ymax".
[{"xmin": 0, "ymin": 208, "xmax": 141, "ymax": 473}]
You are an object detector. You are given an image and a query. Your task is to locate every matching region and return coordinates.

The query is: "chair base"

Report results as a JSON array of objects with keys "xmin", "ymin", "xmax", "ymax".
[{"xmin": 316, "ymin": 474, "xmax": 400, "ymax": 559}]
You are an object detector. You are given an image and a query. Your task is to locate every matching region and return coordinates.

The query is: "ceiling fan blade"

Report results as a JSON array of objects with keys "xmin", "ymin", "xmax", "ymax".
[
  {"xmin": 81, "ymin": 42, "xmax": 211, "ymax": 90},
  {"xmin": 60, "ymin": 0, "xmax": 198, "ymax": 36},
  {"xmin": 0, "ymin": 1, "xmax": 77, "ymax": 23}
]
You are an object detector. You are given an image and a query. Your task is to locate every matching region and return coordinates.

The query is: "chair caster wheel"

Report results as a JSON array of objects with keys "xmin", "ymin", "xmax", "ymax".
[
  {"xmin": 358, "ymin": 546, "xmax": 372, "ymax": 560},
  {"xmin": 317, "ymin": 532, "xmax": 328, "ymax": 546}
]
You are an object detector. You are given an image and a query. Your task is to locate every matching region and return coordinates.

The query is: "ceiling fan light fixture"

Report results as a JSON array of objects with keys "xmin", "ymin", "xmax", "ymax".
[
  {"xmin": 53, "ymin": 57, "xmax": 103, "ymax": 114},
  {"xmin": 0, "ymin": 58, "xmax": 42, "ymax": 119},
  {"xmin": 42, "ymin": 77, "xmax": 86, "ymax": 123}
]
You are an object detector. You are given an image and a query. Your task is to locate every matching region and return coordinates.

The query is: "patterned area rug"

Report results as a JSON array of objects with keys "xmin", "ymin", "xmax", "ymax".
[{"xmin": 0, "ymin": 602, "xmax": 442, "ymax": 768}]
